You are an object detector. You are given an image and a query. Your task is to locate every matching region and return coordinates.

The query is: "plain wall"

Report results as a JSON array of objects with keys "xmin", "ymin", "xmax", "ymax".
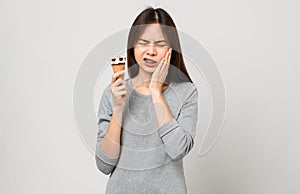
[{"xmin": 1, "ymin": 0, "xmax": 300, "ymax": 193}]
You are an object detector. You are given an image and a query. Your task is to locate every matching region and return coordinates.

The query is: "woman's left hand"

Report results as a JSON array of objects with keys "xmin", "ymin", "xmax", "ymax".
[{"xmin": 149, "ymin": 48, "xmax": 172, "ymax": 94}]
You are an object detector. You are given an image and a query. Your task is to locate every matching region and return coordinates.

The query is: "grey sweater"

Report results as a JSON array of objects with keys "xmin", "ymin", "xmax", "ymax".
[{"xmin": 95, "ymin": 78, "xmax": 198, "ymax": 194}]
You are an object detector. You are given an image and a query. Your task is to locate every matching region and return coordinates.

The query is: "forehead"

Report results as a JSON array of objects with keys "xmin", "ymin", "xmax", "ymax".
[{"xmin": 140, "ymin": 24, "xmax": 165, "ymax": 40}]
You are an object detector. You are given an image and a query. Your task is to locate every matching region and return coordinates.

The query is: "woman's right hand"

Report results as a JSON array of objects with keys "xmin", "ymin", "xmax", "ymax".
[{"xmin": 110, "ymin": 70, "xmax": 127, "ymax": 109}]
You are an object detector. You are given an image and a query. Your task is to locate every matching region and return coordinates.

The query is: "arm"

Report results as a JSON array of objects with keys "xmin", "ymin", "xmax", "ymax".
[
  {"xmin": 151, "ymin": 83, "xmax": 199, "ymax": 160},
  {"xmin": 95, "ymin": 85, "xmax": 123, "ymax": 175}
]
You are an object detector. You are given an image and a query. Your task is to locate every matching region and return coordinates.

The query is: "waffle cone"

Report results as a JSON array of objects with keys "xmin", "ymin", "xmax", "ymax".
[{"xmin": 112, "ymin": 64, "xmax": 125, "ymax": 73}]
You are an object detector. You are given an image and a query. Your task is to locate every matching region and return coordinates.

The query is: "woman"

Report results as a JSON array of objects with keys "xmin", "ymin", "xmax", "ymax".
[{"xmin": 95, "ymin": 6, "xmax": 198, "ymax": 194}]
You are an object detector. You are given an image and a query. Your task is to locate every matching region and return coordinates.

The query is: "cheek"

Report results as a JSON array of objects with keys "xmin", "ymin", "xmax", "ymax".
[
  {"xmin": 134, "ymin": 48, "xmax": 144, "ymax": 61},
  {"xmin": 159, "ymin": 49, "xmax": 169, "ymax": 58},
  {"xmin": 160, "ymin": 48, "xmax": 169, "ymax": 57}
]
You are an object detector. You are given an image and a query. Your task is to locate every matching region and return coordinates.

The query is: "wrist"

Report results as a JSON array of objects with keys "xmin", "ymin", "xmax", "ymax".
[
  {"xmin": 150, "ymin": 90, "xmax": 163, "ymax": 102},
  {"xmin": 113, "ymin": 106, "xmax": 124, "ymax": 113},
  {"xmin": 112, "ymin": 106, "xmax": 124, "ymax": 126},
  {"xmin": 150, "ymin": 89, "xmax": 162, "ymax": 96}
]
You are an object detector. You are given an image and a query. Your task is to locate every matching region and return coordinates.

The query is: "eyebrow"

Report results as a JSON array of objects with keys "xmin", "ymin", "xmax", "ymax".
[{"xmin": 138, "ymin": 38, "xmax": 167, "ymax": 43}]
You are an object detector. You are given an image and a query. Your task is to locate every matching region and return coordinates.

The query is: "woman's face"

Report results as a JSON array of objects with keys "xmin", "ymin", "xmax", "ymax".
[{"xmin": 134, "ymin": 23, "xmax": 170, "ymax": 74}]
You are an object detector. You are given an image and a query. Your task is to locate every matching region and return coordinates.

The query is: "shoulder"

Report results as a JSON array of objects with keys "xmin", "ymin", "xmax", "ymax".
[
  {"xmin": 170, "ymin": 81, "xmax": 198, "ymax": 99},
  {"xmin": 170, "ymin": 81, "xmax": 196, "ymax": 90},
  {"xmin": 165, "ymin": 81, "xmax": 198, "ymax": 110},
  {"xmin": 167, "ymin": 82, "xmax": 198, "ymax": 107}
]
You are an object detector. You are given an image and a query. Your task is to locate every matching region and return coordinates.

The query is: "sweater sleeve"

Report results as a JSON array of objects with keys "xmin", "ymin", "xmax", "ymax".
[
  {"xmin": 95, "ymin": 85, "xmax": 120, "ymax": 175},
  {"xmin": 158, "ymin": 83, "xmax": 199, "ymax": 161}
]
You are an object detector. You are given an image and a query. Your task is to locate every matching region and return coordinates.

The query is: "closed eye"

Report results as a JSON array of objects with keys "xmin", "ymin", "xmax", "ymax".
[
  {"xmin": 156, "ymin": 42, "xmax": 167, "ymax": 47},
  {"xmin": 136, "ymin": 39, "xmax": 168, "ymax": 47},
  {"xmin": 137, "ymin": 39, "xmax": 150, "ymax": 43}
]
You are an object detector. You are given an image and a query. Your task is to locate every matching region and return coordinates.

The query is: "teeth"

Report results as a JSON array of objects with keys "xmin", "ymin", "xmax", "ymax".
[{"xmin": 145, "ymin": 59, "xmax": 156, "ymax": 64}]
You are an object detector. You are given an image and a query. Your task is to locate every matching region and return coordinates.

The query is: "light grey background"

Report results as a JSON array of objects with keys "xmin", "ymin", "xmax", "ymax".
[{"xmin": 1, "ymin": 0, "xmax": 300, "ymax": 194}]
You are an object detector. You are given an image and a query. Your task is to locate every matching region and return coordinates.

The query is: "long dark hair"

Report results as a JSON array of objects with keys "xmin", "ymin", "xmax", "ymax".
[{"xmin": 127, "ymin": 6, "xmax": 193, "ymax": 84}]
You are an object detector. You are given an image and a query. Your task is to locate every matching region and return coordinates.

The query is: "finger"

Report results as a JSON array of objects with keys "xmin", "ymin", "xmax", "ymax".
[
  {"xmin": 164, "ymin": 48, "xmax": 171, "ymax": 58},
  {"xmin": 163, "ymin": 48, "xmax": 171, "ymax": 70},
  {"xmin": 112, "ymin": 70, "xmax": 125, "ymax": 84},
  {"xmin": 114, "ymin": 77, "xmax": 124, "ymax": 87},
  {"xmin": 111, "ymin": 70, "xmax": 126, "ymax": 83},
  {"xmin": 167, "ymin": 48, "xmax": 172, "ymax": 65},
  {"xmin": 157, "ymin": 58, "xmax": 165, "ymax": 71},
  {"xmin": 163, "ymin": 51, "xmax": 171, "ymax": 73},
  {"xmin": 116, "ymin": 90, "xmax": 127, "ymax": 98},
  {"xmin": 115, "ymin": 84, "xmax": 126, "ymax": 91},
  {"xmin": 112, "ymin": 82, "xmax": 126, "ymax": 94},
  {"xmin": 117, "ymin": 79, "xmax": 127, "ymax": 86},
  {"xmin": 161, "ymin": 59, "xmax": 168, "ymax": 80},
  {"xmin": 119, "ymin": 90, "xmax": 127, "ymax": 96},
  {"xmin": 161, "ymin": 55, "xmax": 170, "ymax": 78},
  {"xmin": 165, "ymin": 48, "xmax": 171, "ymax": 63},
  {"xmin": 153, "ymin": 58, "xmax": 165, "ymax": 80},
  {"xmin": 111, "ymin": 79, "xmax": 126, "ymax": 93},
  {"xmin": 121, "ymin": 91, "xmax": 127, "ymax": 98}
]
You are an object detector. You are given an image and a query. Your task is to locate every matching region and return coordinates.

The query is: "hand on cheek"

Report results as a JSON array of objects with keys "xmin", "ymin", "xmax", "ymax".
[{"xmin": 150, "ymin": 48, "xmax": 172, "ymax": 93}]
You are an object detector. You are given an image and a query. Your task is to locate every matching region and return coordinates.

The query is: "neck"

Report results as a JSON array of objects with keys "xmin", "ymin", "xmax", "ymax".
[{"xmin": 133, "ymin": 71, "xmax": 152, "ymax": 88}]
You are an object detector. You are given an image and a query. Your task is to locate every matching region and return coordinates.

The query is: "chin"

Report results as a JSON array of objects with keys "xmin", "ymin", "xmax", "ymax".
[{"xmin": 140, "ymin": 65, "xmax": 157, "ymax": 74}]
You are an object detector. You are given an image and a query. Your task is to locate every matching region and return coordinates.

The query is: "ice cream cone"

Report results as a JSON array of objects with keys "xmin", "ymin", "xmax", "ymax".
[{"xmin": 111, "ymin": 56, "xmax": 126, "ymax": 79}]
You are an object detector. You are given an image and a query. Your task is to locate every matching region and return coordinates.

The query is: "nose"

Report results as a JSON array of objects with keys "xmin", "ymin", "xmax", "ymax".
[{"xmin": 146, "ymin": 44, "xmax": 157, "ymax": 56}]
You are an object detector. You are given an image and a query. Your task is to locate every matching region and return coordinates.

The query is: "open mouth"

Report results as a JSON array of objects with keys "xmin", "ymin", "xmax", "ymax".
[{"xmin": 144, "ymin": 58, "xmax": 157, "ymax": 66}]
